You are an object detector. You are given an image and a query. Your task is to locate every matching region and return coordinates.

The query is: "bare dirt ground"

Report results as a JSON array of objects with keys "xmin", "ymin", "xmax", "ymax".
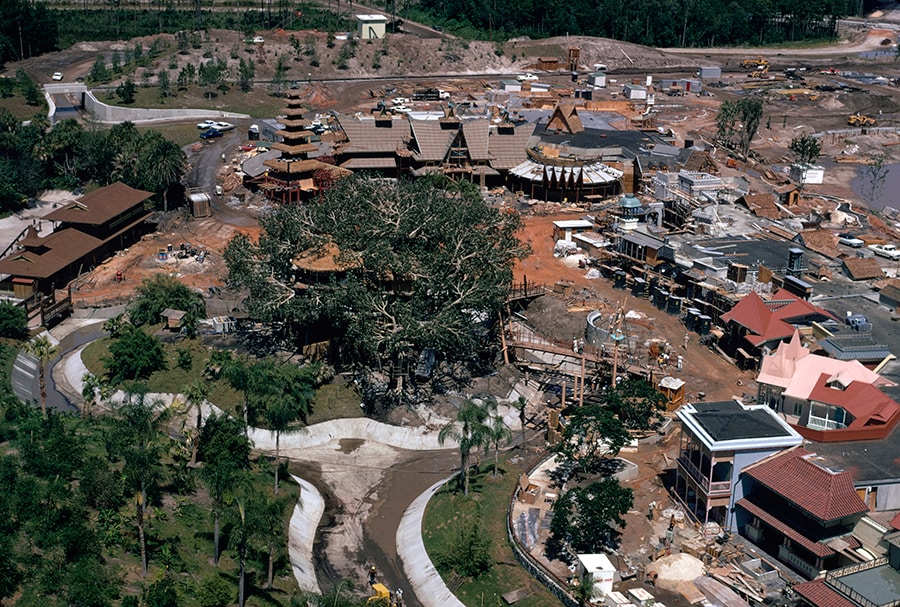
[{"xmin": 11, "ymin": 21, "xmax": 900, "ymax": 605}]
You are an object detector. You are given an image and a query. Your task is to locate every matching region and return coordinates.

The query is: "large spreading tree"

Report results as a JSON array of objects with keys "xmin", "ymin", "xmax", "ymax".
[{"xmin": 225, "ymin": 174, "xmax": 526, "ymax": 372}]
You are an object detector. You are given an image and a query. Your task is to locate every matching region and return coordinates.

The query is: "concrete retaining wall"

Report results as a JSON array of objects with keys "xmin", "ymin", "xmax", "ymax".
[{"xmin": 44, "ymin": 83, "xmax": 249, "ymax": 125}]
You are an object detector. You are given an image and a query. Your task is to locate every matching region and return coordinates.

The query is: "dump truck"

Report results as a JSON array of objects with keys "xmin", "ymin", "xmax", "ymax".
[{"xmin": 848, "ymin": 113, "xmax": 876, "ymax": 127}]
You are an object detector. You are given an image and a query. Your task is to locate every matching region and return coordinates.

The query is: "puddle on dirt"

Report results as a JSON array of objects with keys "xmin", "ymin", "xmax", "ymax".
[{"xmin": 337, "ymin": 438, "xmax": 365, "ymax": 453}]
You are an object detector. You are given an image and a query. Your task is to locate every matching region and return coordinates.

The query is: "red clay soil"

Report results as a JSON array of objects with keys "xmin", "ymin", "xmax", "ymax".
[{"xmin": 513, "ymin": 211, "xmax": 756, "ymax": 402}]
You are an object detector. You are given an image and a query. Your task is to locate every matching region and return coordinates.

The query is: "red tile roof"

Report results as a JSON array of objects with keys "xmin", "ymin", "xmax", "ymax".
[
  {"xmin": 807, "ymin": 373, "xmax": 900, "ymax": 429},
  {"xmin": 890, "ymin": 511, "xmax": 900, "ymax": 530},
  {"xmin": 736, "ymin": 497, "xmax": 836, "ymax": 558},
  {"xmin": 43, "ymin": 181, "xmax": 153, "ymax": 226},
  {"xmin": 794, "ymin": 579, "xmax": 857, "ymax": 607},
  {"xmin": 743, "ymin": 447, "xmax": 868, "ymax": 522},
  {"xmin": 721, "ymin": 291, "xmax": 836, "ymax": 347}
]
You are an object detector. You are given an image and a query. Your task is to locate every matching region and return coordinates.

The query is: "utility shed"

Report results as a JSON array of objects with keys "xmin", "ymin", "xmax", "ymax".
[
  {"xmin": 624, "ymin": 84, "xmax": 647, "ymax": 100},
  {"xmin": 576, "ymin": 553, "xmax": 615, "ymax": 596},
  {"xmin": 699, "ymin": 66, "xmax": 721, "ymax": 79},
  {"xmin": 553, "ymin": 219, "xmax": 593, "ymax": 242},
  {"xmin": 187, "ymin": 189, "xmax": 211, "ymax": 218},
  {"xmin": 499, "ymin": 79, "xmax": 522, "ymax": 92},
  {"xmin": 161, "ymin": 308, "xmax": 186, "ymax": 330},
  {"xmin": 588, "ymin": 72, "xmax": 607, "ymax": 88},
  {"xmin": 356, "ymin": 14, "xmax": 386, "ymax": 39}
]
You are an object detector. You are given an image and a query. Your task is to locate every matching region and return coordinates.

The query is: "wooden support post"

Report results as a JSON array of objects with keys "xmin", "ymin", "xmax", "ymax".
[
  {"xmin": 579, "ymin": 350, "xmax": 586, "ymax": 406},
  {"xmin": 499, "ymin": 311, "xmax": 509, "ymax": 365}
]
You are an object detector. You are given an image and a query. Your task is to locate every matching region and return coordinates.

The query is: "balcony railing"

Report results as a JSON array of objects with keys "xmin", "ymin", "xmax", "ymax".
[
  {"xmin": 778, "ymin": 545, "xmax": 821, "ymax": 579},
  {"xmin": 677, "ymin": 455, "xmax": 731, "ymax": 495}
]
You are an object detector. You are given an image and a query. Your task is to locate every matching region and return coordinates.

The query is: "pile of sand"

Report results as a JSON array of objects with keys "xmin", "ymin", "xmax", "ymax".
[{"xmin": 646, "ymin": 553, "xmax": 706, "ymax": 590}]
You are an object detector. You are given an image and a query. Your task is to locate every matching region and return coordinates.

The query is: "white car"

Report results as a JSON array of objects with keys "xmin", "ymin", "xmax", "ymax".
[
  {"xmin": 251, "ymin": 36, "xmax": 265, "ymax": 44},
  {"xmin": 392, "ymin": 105, "xmax": 412, "ymax": 114},
  {"xmin": 869, "ymin": 243, "xmax": 900, "ymax": 260},
  {"xmin": 517, "ymin": 73, "xmax": 539, "ymax": 82},
  {"xmin": 197, "ymin": 120, "xmax": 216, "ymax": 129},
  {"xmin": 52, "ymin": 72, "xmax": 63, "ymax": 81},
  {"xmin": 212, "ymin": 121, "xmax": 235, "ymax": 131},
  {"xmin": 838, "ymin": 233, "xmax": 864, "ymax": 248},
  {"xmin": 390, "ymin": 97, "xmax": 410, "ymax": 106}
]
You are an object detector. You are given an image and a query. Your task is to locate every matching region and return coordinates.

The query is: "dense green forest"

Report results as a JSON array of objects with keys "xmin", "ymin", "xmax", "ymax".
[
  {"xmin": 415, "ymin": 0, "xmax": 861, "ymax": 45},
  {"xmin": 1, "ymin": 0, "xmax": 875, "ymax": 64}
]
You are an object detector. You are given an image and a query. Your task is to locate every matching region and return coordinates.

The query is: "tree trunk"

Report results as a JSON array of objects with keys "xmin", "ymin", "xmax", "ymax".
[
  {"xmin": 274, "ymin": 431, "xmax": 280, "ymax": 495},
  {"xmin": 267, "ymin": 542, "xmax": 275, "ymax": 589},
  {"xmin": 137, "ymin": 488, "xmax": 148, "ymax": 575},
  {"xmin": 461, "ymin": 450, "xmax": 469, "ymax": 496},
  {"xmin": 213, "ymin": 511, "xmax": 221, "ymax": 566},
  {"xmin": 238, "ymin": 548, "xmax": 246, "ymax": 607},
  {"xmin": 38, "ymin": 366, "xmax": 47, "ymax": 418},
  {"xmin": 493, "ymin": 446, "xmax": 499, "ymax": 478}
]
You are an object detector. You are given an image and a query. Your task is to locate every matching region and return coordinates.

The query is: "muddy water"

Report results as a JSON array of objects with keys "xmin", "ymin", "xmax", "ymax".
[
  {"xmin": 362, "ymin": 449, "xmax": 457, "ymax": 607},
  {"xmin": 850, "ymin": 162, "xmax": 900, "ymax": 212}
]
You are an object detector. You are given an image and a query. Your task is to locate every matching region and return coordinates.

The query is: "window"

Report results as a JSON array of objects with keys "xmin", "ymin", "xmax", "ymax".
[
  {"xmin": 808, "ymin": 402, "xmax": 851, "ymax": 430},
  {"xmin": 792, "ymin": 402, "xmax": 803, "ymax": 417}
]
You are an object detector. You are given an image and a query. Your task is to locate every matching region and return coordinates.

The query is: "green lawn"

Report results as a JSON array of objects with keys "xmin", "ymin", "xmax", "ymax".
[
  {"xmin": 423, "ymin": 459, "xmax": 561, "ymax": 607},
  {"xmin": 98, "ymin": 83, "xmax": 290, "ymax": 120},
  {"xmin": 81, "ymin": 330, "xmax": 362, "ymax": 424},
  {"xmin": 0, "ymin": 95, "xmax": 47, "ymax": 121}
]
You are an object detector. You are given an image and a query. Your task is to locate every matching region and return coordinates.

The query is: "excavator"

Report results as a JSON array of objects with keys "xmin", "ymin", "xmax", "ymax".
[
  {"xmin": 848, "ymin": 113, "xmax": 876, "ymax": 127},
  {"xmin": 741, "ymin": 55, "xmax": 769, "ymax": 69}
]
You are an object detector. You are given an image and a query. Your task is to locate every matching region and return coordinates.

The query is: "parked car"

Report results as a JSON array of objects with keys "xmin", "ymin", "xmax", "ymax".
[
  {"xmin": 239, "ymin": 143, "xmax": 257, "ymax": 152},
  {"xmin": 390, "ymin": 97, "xmax": 410, "ymax": 106},
  {"xmin": 391, "ymin": 105, "xmax": 412, "ymax": 114},
  {"xmin": 838, "ymin": 233, "xmax": 864, "ymax": 248},
  {"xmin": 869, "ymin": 243, "xmax": 900, "ymax": 260},
  {"xmin": 52, "ymin": 72, "xmax": 63, "ymax": 81},
  {"xmin": 517, "ymin": 73, "xmax": 539, "ymax": 81},
  {"xmin": 197, "ymin": 120, "xmax": 216, "ymax": 129},
  {"xmin": 199, "ymin": 129, "xmax": 223, "ymax": 140},
  {"xmin": 212, "ymin": 121, "xmax": 235, "ymax": 131}
]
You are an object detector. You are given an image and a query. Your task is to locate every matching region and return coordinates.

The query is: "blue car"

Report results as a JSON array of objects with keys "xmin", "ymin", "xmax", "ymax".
[{"xmin": 199, "ymin": 128, "xmax": 223, "ymax": 140}]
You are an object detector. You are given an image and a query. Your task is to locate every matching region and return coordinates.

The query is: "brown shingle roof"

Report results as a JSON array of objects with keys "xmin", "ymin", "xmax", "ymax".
[
  {"xmin": 799, "ymin": 229, "xmax": 841, "ymax": 259},
  {"xmin": 488, "ymin": 122, "xmax": 534, "ymax": 170},
  {"xmin": 43, "ymin": 182, "xmax": 153, "ymax": 226},
  {"xmin": 545, "ymin": 103, "xmax": 584, "ymax": 134},
  {"xmin": 743, "ymin": 447, "xmax": 868, "ymax": 522},
  {"xmin": 738, "ymin": 193, "xmax": 781, "ymax": 220},
  {"xmin": 0, "ymin": 228, "xmax": 102, "ymax": 279},
  {"xmin": 338, "ymin": 117, "xmax": 410, "ymax": 154},
  {"xmin": 409, "ymin": 120, "xmax": 456, "ymax": 161},
  {"xmin": 461, "ymin": 121, "xmax": 490, "ymax": 161},
  {"xmin": 843, "ymin": 257, "xmax": 884, "ymax": 281}
]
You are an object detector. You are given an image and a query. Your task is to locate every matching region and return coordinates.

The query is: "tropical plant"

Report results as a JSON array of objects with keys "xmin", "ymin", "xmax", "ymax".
[
  {"xmin": 107, "ymin": 387, "xmax": 172, "ymax": 575},
  {"xmin": 24, "ymin": 335, "xmax": 59, "ymax": 418},
  {"xmin": 197, "ymin": 413, "xmax": 252, "ymax": 566},
  {"xmin": 104, "ymin": 325, "xmax": 167, "ymax": 384},
  {"xmin": 484, "ymin": 409, "xmax": 512, "ymax": 478},
  {"xmin": 789, "ymin": 134, "xmax": 822, "ymax": 165},
  {"xmin": 0, "ymin": 302, "xmax": 28, "ymax": 341},
  {"xmin": 183, "ymin": 379, "xmax": 209, "ymax": 463},
  {"xmin": 438, "ymin": 398, "xmax": 492, "ymax": 496},
  {"xmin": 549, "ymin": 479, "xmax": 633, "ymax": 555},
  {"xmin": 129, "ymin": 273, "xmax": 205, "ymax": 330}
]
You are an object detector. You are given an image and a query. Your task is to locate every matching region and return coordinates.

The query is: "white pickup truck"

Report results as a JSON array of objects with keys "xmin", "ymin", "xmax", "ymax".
[{"xmin": 868, "ymin": 243, "xmax": 900, "ymax": 260}]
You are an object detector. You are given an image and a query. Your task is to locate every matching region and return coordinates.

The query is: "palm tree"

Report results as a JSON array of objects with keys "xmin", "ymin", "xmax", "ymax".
[
  {"xmin": 81, "ymin": 371, "xmax": 112, "ymax": 418},
  {"xmin": 183, "ymin": 379, "xmax": 209, "ymax": 464},
  {"xmin": 438, "ymin": 398, "xmax": 491, "ymax": 496},
  {"xmin": 484, "ymin": 410, "xmax": 512, "ymax": 478},
  {"xmin": 198, "ymin": 413, "xmax": 251, "ymax": 566},
  {"xmin": 109, "ymin": 387, "xmax": 171, "ymax": 575},
  {"xmin": 24, "ymin": 335, "xmax": 59, "ymax": 418},
  {"xmin": 143, "ymin": 137, "xmax": 186, "ymax": 213},
  {"xmin": 263, "ymin": 364, "xmax": 315, "ymax": 494}
]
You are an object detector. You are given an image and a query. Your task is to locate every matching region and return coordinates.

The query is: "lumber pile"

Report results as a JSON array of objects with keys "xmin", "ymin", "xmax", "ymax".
[{"xmin": 708, "ymin": 565, "xmax": 766, "ymax": 604}]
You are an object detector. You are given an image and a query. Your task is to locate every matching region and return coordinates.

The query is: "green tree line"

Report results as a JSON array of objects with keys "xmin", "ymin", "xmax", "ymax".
[
  {"xmin": 417, "ymin": 0, "xmax": 859, "ymax": 46},
  {"xmin": 0, "ymin": 110, "xmax": 185, "ymax": 215}
]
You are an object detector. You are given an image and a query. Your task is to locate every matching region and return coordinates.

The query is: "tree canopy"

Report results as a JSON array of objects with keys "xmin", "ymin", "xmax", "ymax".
[
  {"xmin": 716, "ymin": 98, "xmax": 764, "ymax": 155},
  {"xmin": 789, "ymin": 134, "xmax": 823, "ymax": 166},
  {"xmin": 549, "ymin": 479, "xmax": 633, "ymax": 555},
  {"xmin": 129, "ymin": 273, "xmax": 205, "ymax": 335},
  {"xmin": 225, "ymin": 175, "xmax": 526, "ymax": 371}
]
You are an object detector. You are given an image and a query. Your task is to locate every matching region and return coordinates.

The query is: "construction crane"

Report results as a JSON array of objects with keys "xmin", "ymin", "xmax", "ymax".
[{"xmin": 848, "ymin": 113, "xmax": 876, "ymax": 127}]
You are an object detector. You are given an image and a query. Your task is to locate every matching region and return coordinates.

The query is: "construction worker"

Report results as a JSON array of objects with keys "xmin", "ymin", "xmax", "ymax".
[{"xmin": 368, "ymin": 565, "xmax": 377, "ymax": 586}]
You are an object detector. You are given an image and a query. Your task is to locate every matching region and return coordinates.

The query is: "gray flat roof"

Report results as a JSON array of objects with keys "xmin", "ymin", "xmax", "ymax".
[
  {"xmin": 836, "ymin": 562, "xmax": 900, "ymax": 605},
  {"xmin": 694, "ymin": 405, "xmax": 793, "ymax": 442}
]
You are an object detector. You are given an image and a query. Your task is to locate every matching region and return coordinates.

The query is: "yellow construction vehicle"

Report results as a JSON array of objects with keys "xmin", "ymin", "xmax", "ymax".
[
  {"xmin": 848, "ymin": 113, "xmax": 876, "ymax": 127},
  {"xmin": 748, "ymin": 64, "xmax": 770, "ymax": 78},
  {"xmin": 741, "ymin": 55, "xmax": 769, "ymax": 69},
  {"xmin": 367, "ymin": 583, "xmax": 391, "ymax": 605}
]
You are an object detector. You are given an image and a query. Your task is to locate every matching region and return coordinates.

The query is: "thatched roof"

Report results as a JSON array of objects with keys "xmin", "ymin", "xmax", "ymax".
[{"xmin": 291, "ymin": 241, "xmax": 362, "ymax": 273}]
